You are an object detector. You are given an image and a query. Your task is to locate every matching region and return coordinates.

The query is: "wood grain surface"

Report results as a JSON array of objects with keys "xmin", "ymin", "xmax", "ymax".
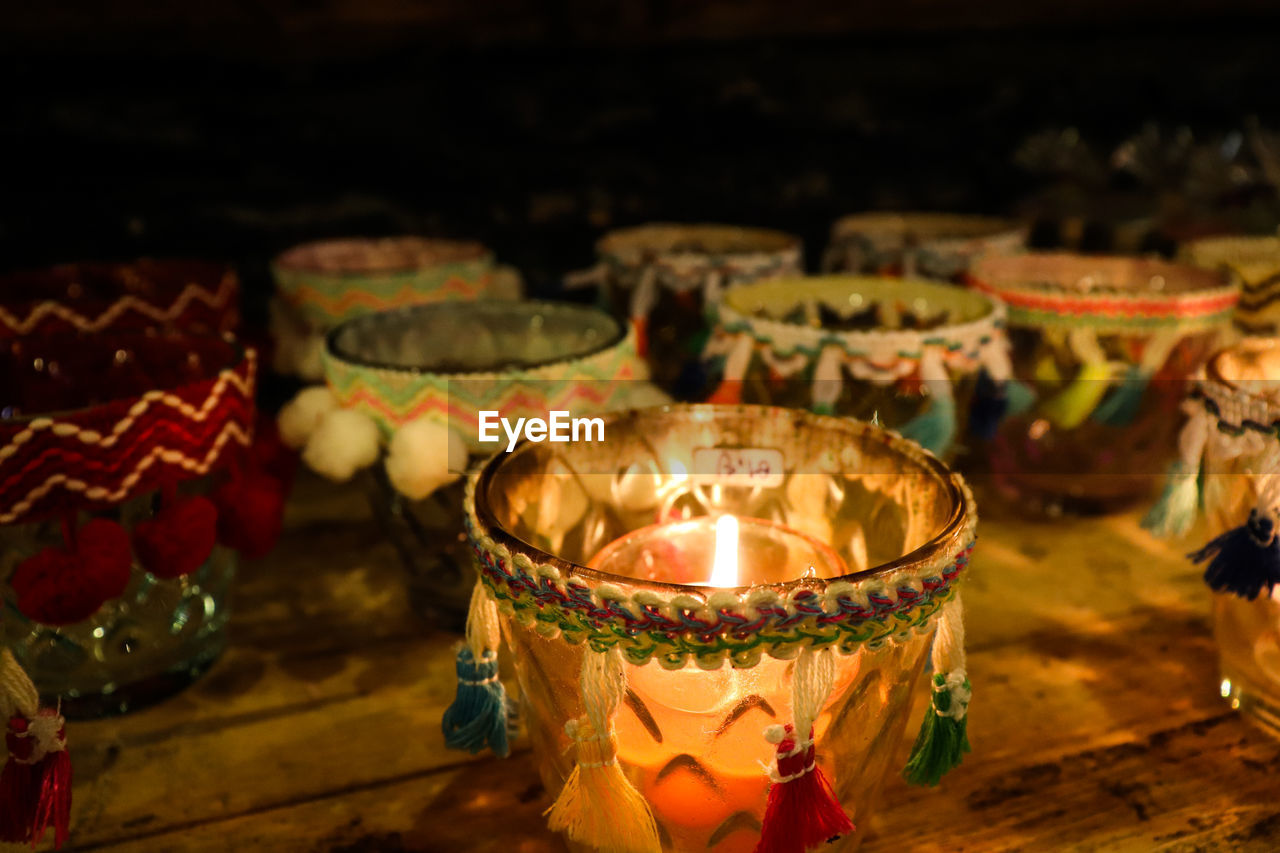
[{"xmin": 56, "ymin": 471, "xmax": 1280, "ymax": 852}]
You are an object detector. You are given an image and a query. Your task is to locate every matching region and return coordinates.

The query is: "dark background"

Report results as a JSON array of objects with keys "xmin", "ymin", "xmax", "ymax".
[{"xmin": 6, "ymin": 0, "xmax": 1280, "ymax": 317}]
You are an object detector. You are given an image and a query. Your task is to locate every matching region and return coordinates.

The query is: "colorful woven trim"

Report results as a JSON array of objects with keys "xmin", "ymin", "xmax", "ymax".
[
  {"xmin": 463, "ymin": 474, "xmax": 977, "ymax": 669},
  {"xmin": 272, "ymin": 237, "xmax": 498, "ymax": 327},
  {"xmin": 825, "ymin": 212, "xmax": 1026, "ymax": 279},
  {"xmin": 968, "ymin": 255, "xmax": 1239, "ymax": 334},
  {"xmin": 711, "ymin": 275, "xmax": 1008, "ymax": 381},
  {"xmin": 0, "ymin": 260, "xmax": 239, "ymax": 339},
  {"xmin": 597, "ymin": 224, "xmax": 802, "ymax": 294},
  {"xmin": 0, "ymin": 342, "xmax": 256, "ymax": 525},
  {"xmin": 322, "ymin": 306, "xmax": 646, "ymax": 450}
]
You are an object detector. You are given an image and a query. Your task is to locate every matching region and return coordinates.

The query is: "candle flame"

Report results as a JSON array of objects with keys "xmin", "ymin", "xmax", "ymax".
[{"xmin": 709, "ymin": 514, "xmax": 740, "ymax": 587}]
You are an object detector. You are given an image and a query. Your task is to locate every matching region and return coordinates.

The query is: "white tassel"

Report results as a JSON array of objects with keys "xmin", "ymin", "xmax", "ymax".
[
  {"xmin": 1144, "ymin": 401, "xmax": 1211, "ymax": 538},
  {"xmin": 810, "ymin": 344, "xmax": 845, "ymax": 414},
  {"xmin": 385, "ymin": 419, "xmax": 468, "ymax": 500},
  {"xmin": 302, "ymin": 408, "xmax": 381, "ymax": 482},
  {"xmin": 564, "ymin": 264, "xmax": 609, "ymax": 290}
]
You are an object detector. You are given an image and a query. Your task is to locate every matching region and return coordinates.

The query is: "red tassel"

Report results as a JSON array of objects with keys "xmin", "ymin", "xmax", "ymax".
[
  {"xmin": 133, "ymin": 494, "xmax": 219, "ymax": 579},
  {"xmin": 1, "ymin": 710, "xmax": 71, "ymax": 849},
  {"xmin": 753, "ymin": 724, "xmax": 853, "ymax": 853},
  {"xmin": 212, "ymin": 470, "xmax": 285, "ymax": 559},
  {"xmin": 706, "ymin": 380, "xmax": 743, "ymax": 405}
]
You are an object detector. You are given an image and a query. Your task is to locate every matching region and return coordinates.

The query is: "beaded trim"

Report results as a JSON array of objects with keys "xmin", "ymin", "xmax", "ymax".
[
  {"xmin": 463, "ymin": 473, "xmax": 977, "ymax": 669},
  {"xmin": 1191, "ymin": 376, "xmax": 1280, "ymax": 438},
  {"xmin": 710, "ymin": 276, "xmax": 1007, "ymax": 381}
]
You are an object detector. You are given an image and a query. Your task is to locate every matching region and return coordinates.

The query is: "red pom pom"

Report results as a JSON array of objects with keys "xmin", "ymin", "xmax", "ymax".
[
  {"xmin": 132, "ymin": 495, "xmax": 219, "ymax": 579},
  {"xmin": 212, "ymin": 471, "xmax": 285, "ymax": 559},
  {"xmin": 12, "ymin": 519, "xmax": 132, "ymax": 626}
]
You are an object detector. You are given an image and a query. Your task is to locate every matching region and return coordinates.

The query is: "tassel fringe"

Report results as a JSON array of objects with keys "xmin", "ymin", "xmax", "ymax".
[
  {"xmin": 754, "ymin": 647, "xmax": 853, "ymax": 853},
  {"xmin": 1190, "ymin": 508, "xmax": 1280, "ymax": 600},
  {"xmin": 442, "ymin": 581, "xmax": 515, "ymax": 757},
  {"xmin": 547, "ymin": 647, "xmax": 660, "ymax": 853},
  {"xmin": 1143, "ymin": 461, "xmax": 1201, "ymax": 539},
  {"xmin": 899, "ymin": 349, "xmax": 957, "ymax": 457},
  {"xmin": 904, "ymin": 593, "xmax": 970, "ymax": 787},
  {"xmin": 0, "ymin": 649, "xmax": 71, "ymax": 848}
]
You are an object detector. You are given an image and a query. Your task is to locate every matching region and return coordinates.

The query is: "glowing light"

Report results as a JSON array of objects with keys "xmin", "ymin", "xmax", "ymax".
[{"xmin": 708, "ymin": 514, "xmax": 740, "ymax": 587}]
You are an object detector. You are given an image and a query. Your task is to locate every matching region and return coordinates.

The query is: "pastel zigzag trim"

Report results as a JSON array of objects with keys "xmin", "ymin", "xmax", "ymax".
[
  {"xmin": 0, "ymin": 274, "xmax": 237, "ymax": 337},
  {"xmin": 463, "ymin": 473, "xmax": 977, "ymax": 669},
  {"xmin": 281, "ymin": 275, "xmax": 493, "ymax": 323}
]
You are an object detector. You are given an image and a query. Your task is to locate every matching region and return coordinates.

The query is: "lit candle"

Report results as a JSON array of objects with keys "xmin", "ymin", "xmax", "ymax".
[{"xmin": 589, "ymin": 515, "xmax": 847, "ymax": 851}]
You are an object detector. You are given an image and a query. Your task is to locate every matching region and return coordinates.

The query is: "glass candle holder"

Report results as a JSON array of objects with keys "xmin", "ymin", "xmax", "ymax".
[
  {"xmin": 464, "ymin": 405, "xmax": 978, "ymax": 852},
  {"xmin": 969, "ymin": 253, "xmax": 1238, "ymax": 516},
  {"xmin": 269, "ymin": 236, "xmax": 522, "ymax": 379},
  {"xmin": 703, "ymin": 275, "xmax": 1010, "ymax": 460},
  {"xmin": 569, "ymin": 223, "xmax": 803, "ymax": 395},
  {"xmin": 1179, "ymin": 235, "xmax": 1280, "ymax": 335},
  {"xmin": 0, "ymin": 259, "xmax": 239, "ymax": 339},
  {"xmin": 0, "ymin": 333, "xmax": 261, "ymax": 718},
  {"xmin": 822, "ymin": 212, "xmax": 1026, "ymax": 281},
  {"xmin": 1178, "ymin": 339, "xmax": 1280, "ymax": 735},
  {"xmin": 293, "ymin": 301, "xmax": 651, "ymax": 630}
]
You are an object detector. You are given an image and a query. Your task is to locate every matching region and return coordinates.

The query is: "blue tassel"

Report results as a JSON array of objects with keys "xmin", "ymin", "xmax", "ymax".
[
  {"xmin": 1092, "ymin": 365, "xmax": 1148, "ymax": 427},
  {"xmin": 1189, "ymin": 509, "xmax": 1280, "ymax": 601},
  {"xmin": 969, "ymin": 371, "xmax": 1037, "ymax": 441},
  {"xmin": 1005, "ymin": 377, "xmax": 1036, "ymax": 417},
  {"xmin": 900, "ymin": 394, "xmax": 957, "ymax": 457},
  {"xmin": 1142, "ymin": 461, "xmax": 1200, "ymax": 538},
  {"xmin": 442, "ymin": 646, "xmax": 515, "ymax": 757}
]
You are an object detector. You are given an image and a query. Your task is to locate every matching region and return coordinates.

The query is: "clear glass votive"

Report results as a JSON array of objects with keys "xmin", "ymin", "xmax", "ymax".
[
  {"xmin": 467, "ymin": 405, "xmax": 977, "ymax": 852},
  {"xmin": 969, "ymin": 253, "xmax": 1238, "ymax": 516},
  {"xmin": 320, "ymin": 301, "xmax": 649, "ymax": 630},
  {"xmin": 822, "ymin": 212, "xmax": 1026, "ymax": 280},
  {"xmin": 577, "ymin": 223, "xmax": 803, "ymax": 395},
  {"xmin": 704, "ymin": 275, "xmax": 1010, "ymax": 460},
  {"xmin": 1194, "ymin": 339, "xmax": 1280, "ymax": 735},
  {"xmin": 0, "ymin": 334, "xmax": 257, "ymax": 717}
]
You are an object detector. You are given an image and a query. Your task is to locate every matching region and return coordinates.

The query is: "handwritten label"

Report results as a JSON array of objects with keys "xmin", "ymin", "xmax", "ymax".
[{"xmin": 692, "ymin": 447, "xmax": 785, "ymax": 488}]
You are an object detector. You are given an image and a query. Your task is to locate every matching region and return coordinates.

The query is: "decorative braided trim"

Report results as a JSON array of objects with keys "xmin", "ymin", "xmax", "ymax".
[
  {"xmin": 322, "ymin": 302, "xmax": 647, "ymax": 448},
  {"xmin": 596, "ymin": 223, "xmax": 803, "ymax": 295},
  {"xmin": 968, "ymin": 254, "xmax": 1239, "ymax": 334},
  {"xmin": 711, "ymin": 275, "xmax": 1007, "ymax": 382},
  {"xmin": 0, "ymin": 263, "xmax": 239, "ymax": 338},
  {"xmin": 0, "ymin": 344, "xmax": 256, "ymax": 524},
  {"xmin": 463, "ymin": 472, "xmax": 977, "ymax": 669}
]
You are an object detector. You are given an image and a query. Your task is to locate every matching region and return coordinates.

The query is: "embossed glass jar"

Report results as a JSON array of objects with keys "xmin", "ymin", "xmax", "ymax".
[
  {"xmin": 969, "ymin": 253, "xmax": 1239, "ymax": 515},
  {"xmin": 0, "ymin": 334, "xmax": 258, "ymax": 717},
  {"xmin": 1191, "ymin": 340, "xmax": 1280, "ymax": 735},
  {"xmin": 466, "ymin": 405, "xmax": 977, "ymax": 852}
]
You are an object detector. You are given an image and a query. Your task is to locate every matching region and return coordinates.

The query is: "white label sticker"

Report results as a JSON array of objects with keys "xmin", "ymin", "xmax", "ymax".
[{"xmin": 692, "ymin": 447, "xmax": 785, "ymax": 488}]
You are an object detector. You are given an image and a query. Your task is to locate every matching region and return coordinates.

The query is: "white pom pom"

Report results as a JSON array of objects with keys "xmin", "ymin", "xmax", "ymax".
[
  {"xmin": 294, "ymin": 333, "xmax": 326, "ymax": 381},
  {"xmin": 302, "ymin": 408, "xmax": 381, "ymax": 482},
  {"xmin": 384, "ymin": 418, "xmax": 468, "ymax": 500},
  {"xmin": 764, "ymin": 724, "xmax": 787, "ymax": 744},
  {"xmin": 278, "ymin": 386, "xmax": 340, "ymax": 449}
]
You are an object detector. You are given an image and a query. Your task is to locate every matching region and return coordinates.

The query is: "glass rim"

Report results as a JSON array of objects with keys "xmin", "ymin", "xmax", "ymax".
[
  {"xmin": 470, "ymin": 403, "xmax": 973, "ymax": 597},
  {"xmin": 323, "ymin": 299, "xmax": 629, "ymax": 379},
  {"xmin": 970, "ymin": 251, "xmax": 1234, "ymax": 301},
  {"xmin": 830, "ymin": 211, "xmax": 1024, "ymax": 241},
  {"xmin": 597, "ymin": 222, "xmax": 801, "ymax": 260},
  {"xmin": 273, "ymin": 235, "xmax": 492, "ymax": 278}
]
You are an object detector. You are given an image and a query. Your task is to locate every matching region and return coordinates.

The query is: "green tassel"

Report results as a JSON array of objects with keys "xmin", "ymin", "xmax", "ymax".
[
  {"xmin": 1142, "ymin": 461, "xmax": 1201, "ymax": 539},
  {"xmin": 903, "ymin": 671, "xmax": 971, "ymax": 787},
  {"xmin": 1005, "ymin": 377, "xmax": 1037, "ymax": 417},
  {"xmin": 1041, "ymin": 360, "xmax": 1114, "ymax": 430},
  {"xmin": 811, "ymin": 400, "xmax": 835, "ymax": 416},
  {"xmin": 1092, "ymin": 365, "xmax": 1148, "ymax": 427},
  {"xmin": 442, "ymin": 646, "xmax": 516, "ymax": 758},
  {"xmin": 900, "ymin": 394, "xmax": 958, "ymax": 457}
]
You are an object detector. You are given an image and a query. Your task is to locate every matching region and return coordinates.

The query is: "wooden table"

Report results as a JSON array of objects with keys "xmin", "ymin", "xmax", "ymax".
[{"xmin": 59, "ymin": 472, "xmax": 1280, "ymax": 852}]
